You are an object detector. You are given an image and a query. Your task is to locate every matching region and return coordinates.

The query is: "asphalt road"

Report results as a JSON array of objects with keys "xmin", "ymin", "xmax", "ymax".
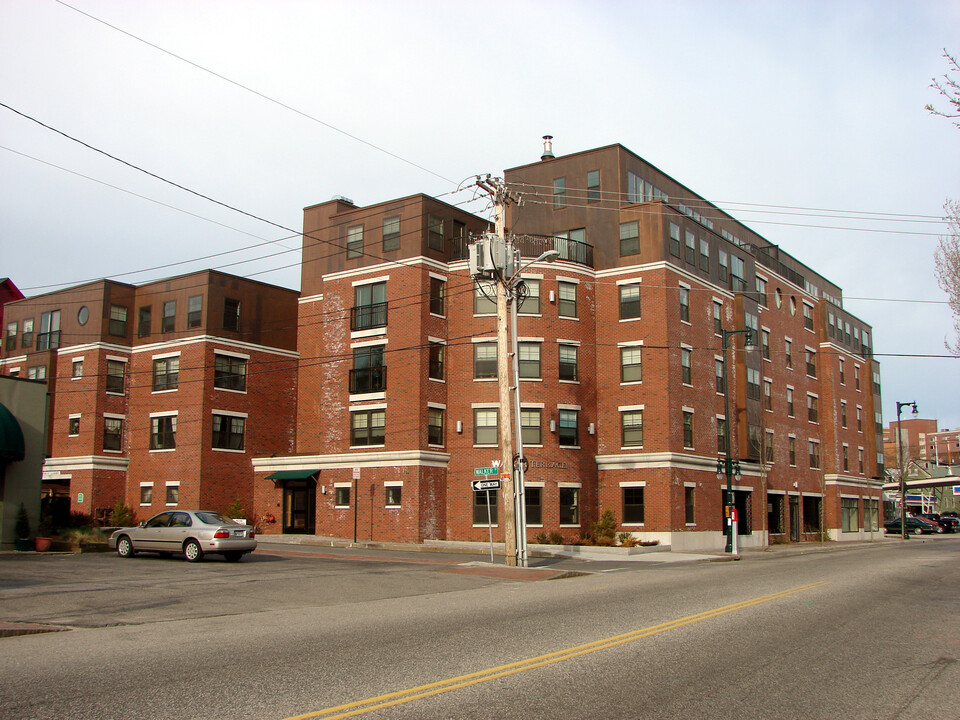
[{"xmin": 1, "ymin": 538, "xmax": 959, "ymax": 719}]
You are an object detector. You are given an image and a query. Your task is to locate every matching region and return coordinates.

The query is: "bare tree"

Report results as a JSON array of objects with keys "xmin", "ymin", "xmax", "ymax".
[
  {"xmin": 926, "ymin": 48, "xmax": 960, "ymax": 128},
  {"xmin": 934, "ymin": 200, "xmax": 960, "ymax": 354}
]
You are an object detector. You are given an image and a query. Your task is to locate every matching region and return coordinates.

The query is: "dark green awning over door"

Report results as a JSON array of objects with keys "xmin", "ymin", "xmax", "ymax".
[
  {"xmin": 264, "ymin": 469, "xmax": 319, "ymax": 482},
  {"xmin": 0, "ymin": 402, "xmax": 25, "ymax": 462}
]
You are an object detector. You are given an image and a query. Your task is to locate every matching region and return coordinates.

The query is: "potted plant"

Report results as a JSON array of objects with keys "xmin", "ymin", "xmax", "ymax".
[
  {"xmin": 35, "ymin": 512, "xmax": 55, "ymax": 552},
  {"xmin": 14, "ymin": 503, "xmax": 32, "ymax": 551}
]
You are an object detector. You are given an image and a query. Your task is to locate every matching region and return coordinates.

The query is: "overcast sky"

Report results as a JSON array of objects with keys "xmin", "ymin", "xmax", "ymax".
[{"xmin": 1, "ymin": 0, "xmax": 958, "ymax": 430}]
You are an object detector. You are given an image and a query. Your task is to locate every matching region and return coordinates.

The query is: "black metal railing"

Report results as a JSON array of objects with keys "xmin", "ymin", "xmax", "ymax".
[
  {"xmin": 450, "ymin": 234, "xmax": 594, "ymax": 268},
  {"xmin": 350, "ymin": 302, "xmax": 387, "ymax": 331},
  {"xmin": 349, "ymin": 366, "xmax": 386, "ymax": 394}
]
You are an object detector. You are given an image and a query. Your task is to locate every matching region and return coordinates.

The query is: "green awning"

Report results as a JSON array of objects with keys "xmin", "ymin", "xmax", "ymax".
[
  {"xmin": 265, "ymin": 469, "xmax": 318, "ymax": 481},
  {"xmin": 0, "ymin": 402, "xmax": 25, "ymax": 462}
]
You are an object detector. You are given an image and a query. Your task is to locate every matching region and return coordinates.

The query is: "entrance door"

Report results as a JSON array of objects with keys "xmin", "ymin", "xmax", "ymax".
[
  {"xmin": 282, "ymin": 480, "xmax": 316, "ymax": 534},
  {"xmin": 789, "ymin": 495, "xmax": 801, "ymax": 541}
]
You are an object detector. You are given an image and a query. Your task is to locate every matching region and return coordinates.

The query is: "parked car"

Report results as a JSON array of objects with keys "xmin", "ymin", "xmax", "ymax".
[
  {"xmin": 941, "ymin": 510, "xmax": 959, "ymax": 518},
  {"xmin": 109, "ymin": 510, "xmax": 257, "ymax": 562},
  {"xmin": 920, "ymin": 513, "xmax": 959, "ymax": 533},
  {"xmin": 884, "ymin": 516, "xmax": 938, "ymax": 536}
]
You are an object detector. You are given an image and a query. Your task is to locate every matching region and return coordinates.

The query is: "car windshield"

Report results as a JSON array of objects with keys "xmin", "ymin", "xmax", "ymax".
[{"xmin": 195, "ymin": 511, "xmax": 235, "ymax": 525}]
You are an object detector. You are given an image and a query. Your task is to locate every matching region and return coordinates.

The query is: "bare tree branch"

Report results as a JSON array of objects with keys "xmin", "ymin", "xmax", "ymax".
[
  {"xmin": 925, "ymin": 48, "xmax": 960, "ymax": 128},
  {"xmin": 934, "ymin": 199, "xmax": 960, "ymax": 354}
]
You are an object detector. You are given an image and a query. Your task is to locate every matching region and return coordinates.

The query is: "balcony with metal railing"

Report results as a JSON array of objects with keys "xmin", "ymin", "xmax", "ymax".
[{"xmin": 451, "ymin": 234, "xmax": 594, "ymax": 268}]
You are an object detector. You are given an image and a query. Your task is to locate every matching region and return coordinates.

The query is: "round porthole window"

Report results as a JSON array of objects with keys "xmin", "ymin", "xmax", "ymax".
[
  {"xmin": 789, "ymin": 297, "xmax": 797, "ymax": 316},
  {"xmin": 775, "ymin": 288, "xmax": 783, "ymax": 308},
  {"xmin": 77, "ymin": 306, "xmax": 89, "ymax": 325}
]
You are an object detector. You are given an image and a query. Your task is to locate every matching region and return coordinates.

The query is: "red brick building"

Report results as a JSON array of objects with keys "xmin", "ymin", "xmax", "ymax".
[
  {"xmin": 253, "ymin": 143, "xmax": 884, "ymax": 549},
  {"xmin": 0, "ymin": 271, "xmax": 298, "ymax": 521}
]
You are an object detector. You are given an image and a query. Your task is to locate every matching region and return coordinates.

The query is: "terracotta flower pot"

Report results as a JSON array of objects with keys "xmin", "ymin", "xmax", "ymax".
[{"xmin": 35, "ymin": 537, "xmax": 53, "ymax": 552}]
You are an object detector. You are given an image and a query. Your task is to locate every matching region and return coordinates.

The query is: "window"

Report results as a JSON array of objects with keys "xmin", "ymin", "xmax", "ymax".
[
  {"xmin": 715, "ymin": 359, "xmax": 725, "ymax": 394},
  {"xmin": 346, "ymin": 224, "xmax": 364, "ymax": 259},
  {"xmin": 214, "ymin": 354, "xmax": 247, "ymax": 391},
  {"xmin": 683, "ymin": 410, "xmax": 694, "ymax": 448},
  {"xmin": 669, "ymin": 223, "xmax": 681, "ymax": 257},
  {"xmin": 474, "ymin": 489, "xmax": 497, "ymax": 524},
  {"xmin": 352, "ymin": 282, "xmax": 387, "ymax": 330},
  {"xmin": 154, "ymin": 303, "xmax": 175, "ymax": 336},
  {"xmin": 620, "ymin": 346, "xmax": 642, "ymax": 383},
  {"xmin": 622, "ymin": 410, "xmax": 643, "ymax": 447},
  {"xmin": 843, "ymin": 445, "xmax": 850, "ymax": 472},
  {"xmin": 619, "ymin": 284, "xmax": 641, "ymax": 319},
  {"xmin": 106, "ymin": 360, "xmax": 125, "ymax": 394},
  {"xmin": 681, "ymin": 347, "xmax": 692, "ymax": 385},
  {"xmin": 748, "ymin": 425, "xmax": 762, "ymax": 461},
  {"xmin": 789, "ymin": 437, "xmax": 797, "ymax": 466},
  {"xmin": 474, "ymin": 280, "xmax": 496, "ymax": 314},
  {"xmin": 428, "ymin": 215, "xmax": 444, "ymax": 252},
  {"xmin": 839, "ymin": 359, "xmax": 845, "ymax": 385},
  {"xmin": 428, "ymin": 342, "xmax": 444, "ymax": 380},
  {"xmin": 165, "ymin": 484, "xmax": 179, "ymax": 505},
  {"xmin": 521, "ymin": 409, "xmax": 541, "ymax": 445},
  {"xmin": 474, "ymin": 409, "xmax": 498, "ymax": 445},
  {"xmin": 559, "ymin": 487, "xmax": 579, "ymax": 525},
  {"xmin": 717, "ymin": 417, "xmax": 727, "ymax": 454},
  {"xmin": 679, "ymin": 286, "xmax": 689, "ymax": 322},
  {"xmin": 685, "ymin": 487, "xmax": 695, "ymax": 524},
  {"xmin": 26, "ymin": 366, "xmax": 46, "ymax": 380},
  {"xmin": 730, "ymin": 256, "xmax": 746, "ymax": 291},
  {"xmin": 518, "ymin": 279, "xmax": 540, "ymax": 314},
  {"xmin": 382, "ymin": 215, "xmax": 401, "ymax": 251},
  {"xmin": 806, "ymin": 349, "xmax": 817, "ymax": 378},
  {"xmin": 841, "ymin": 401, "xmax": 848, "ymax": 428},
  {"xmin": 763, "ymin": 379, "xmax": 772, "ymax": 411},
  {"xmin": 72, "ymin": 359, "xmax": 83, "ymax": 378},
  {"xmin": 627, "ymin": 171, "xmax": 643, "ymax": 203},
  {"xmin": 103, "ymin": 417, "xmax": 123, "ymax": 452},
  {"xmin": 858, "ymin": 447, "xmax": 864, "ymax": 474},
  {"xmin": 38, "ymin": 310, "xmax": 60, "ymax": 350},
  {"xmin": 857, "ymin": 407, "xmax": 863, "ymax": 432},
  {"xmin": 764, "ymin": 431, "xmax": 774, "ymax": 463},
  {"xmin": 223, "ymin": 298, "xmax": 241, "ymax": 331},
  {"xmin": 138, "ymin": 306, "xmax": 151, "ymax": 337},
  {"xmin": 841, "ymin": 498, "xmax": 859, "ymax": 532},
  {"xmin": 150, "ymin": 415, "xmax": 177, "ymax": 450},
  {"xmin": 213, "ymin": 414, "xmax": 245, "ymax": 450},
  {"xmin": 152, "ymin": 357, "xmax": 179, "ymax": 391},
  {"xmin": 803, "ymin": 303, "xmax": 814, "ymax": 330},
  {"xmin": 699, "ymin": 239, "xmax": 710, "ymax": 272},
  {"xmin": 558, "ymin": 282, "xmax": 577, "ymax": 318},
  {"xmin": 619, "ymin": 221, "xmax": 639, "ymax": 256},
  {"xmin": 428, "ymin": 408, "xmax": 444, "ymax": 445},
  {"xmin": 873, "ymin": 370, "xmax": 881, "ymax": 395},
  {"xmin": 474, "ymin": 342, "xmax": 497, "ymax": 379},
  {"xmin": 68, "ymin": 416, "xmax": 80, "ymax": 436},
  {"xmin": 586, "ymin": 170, "xmax": 600, "ymax": 202},
  {"xmin": 718, "ymin": 250, "xmax": 729, "ymax": 283},
  {"xmin": 784, "ymin": 339, "xmax": 793, "ymax": 369},
  {"xmin": 4, "ymin": 321, "xmax": 15, "ymax": 351},
  {"xmin": 808, "ymin": 394, "xmax": 819, "ymax": 423},
  {"xmin": 350, "ymin": 345, "xmax": 386, "ymax": 394},
  {"xmin": 714, "ymin": 301, "xmax": 722, "ymax": 334},
  {"xmin": 187, "ymin": 296, "xmax": 202, "ymax": 329},
  {"xmin": 336, "ymin": 487, "xmax": 351, "ymax": 507},
  {"xmin": 429, "ymin": 277, "xmax": 445, "ymax": 316},
  {"xmin": 140, "ymin": 484, "xmax": 153, "ymax": 505},
  {"xmin": 558, "ymin": 409, "xmax": 578, "ymax": 447},
  {"xmin": 622, "ymin": 487, "xmax": 644, "ymax": 523},
  {"xmin": 351, "ymin": 409, "xmax": 385, "ymax": 446},
  {"xmin": 518, "ymin": 342, "xmax": 541, "ymax": 379},
  {"xmin": 761, "ymin": 330, "xmax": 770, "ymax": 360},
  {"xmin": 21, "ymin": 318, "xmax": 33, "ymax": 348},
  {"xmin": 525, "ymin": 487, "xmax": 542, "ymax": 525},
  {"xmin": 854, "ymin": 365, "xmax": 861, "ymax": 391},
  {"xmin": 809, "ymin": 440, "xmax": 821, "ymax": 469},
  {"xmin": 385, "ymin": 485, "xmax": 402, "ymax": 507},
  {"xmin": 559, "ymin": 344, "xmax": 578, "ymax": 382},
  {"xmin": 746, "ymin": 368, "xmax": 760, "ymax": 400},
  {"xmin": 553, "ymin": 177, "xmax": 566, "ymax": 209},
  {"xmin": 756, "ymin": 275, "xmax": 767, "ymax": 300},
  {"xmin": 684, "ymin": 231, "xmax": 696, "ymax": 264}
]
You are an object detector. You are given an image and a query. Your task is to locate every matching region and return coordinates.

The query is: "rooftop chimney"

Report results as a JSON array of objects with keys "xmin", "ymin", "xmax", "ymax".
[{"xmin": 541, "ymin": 135, "xmax": 555, "ymax": 161}]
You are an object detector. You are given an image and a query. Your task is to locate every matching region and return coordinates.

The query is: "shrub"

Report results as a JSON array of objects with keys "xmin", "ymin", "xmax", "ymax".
[
  {"xmin": 533, "ymin": 532, "xmax": 548, "ymax": 545},
  {"xmin": 617, "ymin": 532, "xmax": 638, "ymax": 547},
  {"xmin": 15, "ymin": 503, "xmax": 30, "ymax": 539},
  {"xmin": 593, "ymin": 508, "xmax": 617, "ymax": 542},
  {"xmin": 548, "ymin": 531, "xmax": 564, "ymax": 545},
  {"xmin": 225, "ymin": 498, "xmax": 246, "ymax": 520},
  {"xmin": 64, "ymin": 511, "xmax": 93, "ymax": 529},
  {"xmin": 108, "ymin": 502, "xmax": 136, "ymax": 528}
]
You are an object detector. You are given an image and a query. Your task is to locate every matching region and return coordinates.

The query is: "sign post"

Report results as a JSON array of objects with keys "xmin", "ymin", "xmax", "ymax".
[{"xmin": 472, "ymin": 472, "xmax": 501, "ymax": 562}]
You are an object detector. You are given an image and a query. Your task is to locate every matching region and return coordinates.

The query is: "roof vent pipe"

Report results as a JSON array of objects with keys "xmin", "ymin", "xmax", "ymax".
[{"xmin": 541, "ymin": 135, "xmax": 555, "ymax": 161}]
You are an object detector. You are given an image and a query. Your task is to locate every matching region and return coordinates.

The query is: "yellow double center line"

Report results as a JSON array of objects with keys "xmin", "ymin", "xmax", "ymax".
[{"xmin": 286, "ymin": 581, "xmax": 829, "ymax": 720}]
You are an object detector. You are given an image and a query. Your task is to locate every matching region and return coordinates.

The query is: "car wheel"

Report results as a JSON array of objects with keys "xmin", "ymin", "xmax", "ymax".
[
  {"xmin": 183, "ymin": 539, "xmax": 204, "ymax": 562},
  {"xmin": 911, "ymin": 527, "xmax": 923, "ymax": 536},
  {"xmin": 223, "ymin": 552, "xmax": 243, "ymax": 563},
  {"xmin": 937, "ymin": 525, "xmax": 945, "ymax": 534},
  {"xmin": 116, "ymin": 535, "xmax": 136, "ymax": 558}
]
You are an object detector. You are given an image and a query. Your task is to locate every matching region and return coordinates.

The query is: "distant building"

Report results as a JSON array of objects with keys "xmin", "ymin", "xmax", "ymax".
[
  {"xmin": 919, "ymin": 428, "xmax": 960, "ymax": 466},
  {"xmin": 883, "ymin": 418, "xmax": 938, "ymax": 471}
]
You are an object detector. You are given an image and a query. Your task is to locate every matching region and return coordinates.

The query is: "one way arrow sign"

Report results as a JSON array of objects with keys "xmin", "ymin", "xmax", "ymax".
[{"xmin": 471, "ymin": 478, "xmax": 501, "ymax": 492}]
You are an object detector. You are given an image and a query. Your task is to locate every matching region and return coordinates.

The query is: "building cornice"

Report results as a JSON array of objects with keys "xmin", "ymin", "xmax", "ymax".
[
  {"xmin": 252, "ymin": 449, "xmax": 452, "ymax": 472},
  {"xmin": 43, "ymin": 455, "xmax": 130, "ymax": 473}
]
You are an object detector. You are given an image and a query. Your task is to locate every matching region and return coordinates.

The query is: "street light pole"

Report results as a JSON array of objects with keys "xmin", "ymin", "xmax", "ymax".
[
  {"xmin": 895, "ymin": 400, "xmax": 918, "ymax": 540},
  {"xmin": 717, "ymin": 327, "xmax": 754, "ymax": 553}
]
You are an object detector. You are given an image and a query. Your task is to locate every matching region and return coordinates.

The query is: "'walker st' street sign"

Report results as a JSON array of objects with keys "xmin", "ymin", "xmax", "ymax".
[
  {"xmin": 471, "ymin": 479, "xmax": 501, "ymax": 492},
  {"xmin": 474, "ymin": 467, "xmax": 499, "ymax": 476}
]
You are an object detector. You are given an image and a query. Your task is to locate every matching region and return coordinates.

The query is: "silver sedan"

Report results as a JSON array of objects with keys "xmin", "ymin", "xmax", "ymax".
[{"xmin": 109, "ymin": 510, "xmax": 257, "ymax": 562}]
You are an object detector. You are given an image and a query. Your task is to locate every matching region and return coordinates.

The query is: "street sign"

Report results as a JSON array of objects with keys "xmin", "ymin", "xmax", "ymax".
[
  {"xmin": 472, "ymin": 479, "xmax": 501, "ymax": 492},
  {"xmin": 499, "ymin": 473, "xmax": 511, "ymax": 479},
  {"xmin": 474, "ymin": 467, "xmax": 499, "ymax": 476}
]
